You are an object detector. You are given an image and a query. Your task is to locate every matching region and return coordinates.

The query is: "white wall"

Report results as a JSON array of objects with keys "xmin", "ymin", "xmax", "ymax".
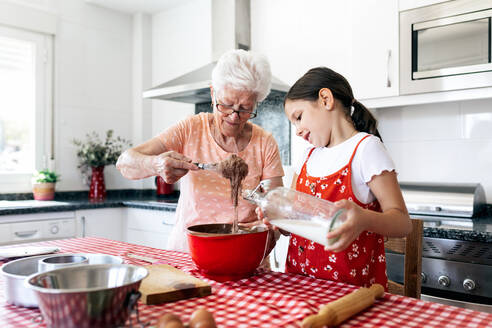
[
  {"xmin": 251, "ymin": 0, "xmax": 352, "ymax": 187},
  {"xmin": 1, "ymin": 0, "xmax": 135, "ymax": 192},
  {"xmin": 251, "ymin": 0, "xmax": 492, "ymax": 204},
  {"xmin": 377, "ymin": 98, "xmax": 492, "ymax": 202},
  {"xmin": 55, "ymin": 1, "xmax": 134, "ymax": 191},
  {"xmin": 150, "ymin": 0, "xmax": 212, "ymax": 138},
  {"xmin": 251, "ymin": 0, "xmax": 351, "ymax": 86},
  {"xmin": 6, "ymin": 0, "xmax": 486, "ymax": 201},
  {"xmin": 130, "ymin": 12, "xmax": 152, "ymax": 190},
  {"xmin": 134, "ymin": 0, "xmax": 492, "ymax": 204},
  {"xmin": 147, "ymin": 0, "xmax": 213, "ymax": 189}
]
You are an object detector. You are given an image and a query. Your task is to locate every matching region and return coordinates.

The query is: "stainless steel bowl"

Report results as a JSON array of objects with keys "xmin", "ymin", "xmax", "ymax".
[
  {"xmin": 1, "ymin": 254, "xmax": 51, "ymax": 307},
  {"xmin": 85, "ymin": 253, "xmax": 123, "ymax": 265},
  {"xmin": 1, "ymin": 253, "xmax": 124, "ymax": 308},
  {"xmin": 25, "ymin": 264, "xmax": 148, "ymax": 328},
  {"xmin": 38, "ymin": 254, "xmax": 89, "ymax": 273}
]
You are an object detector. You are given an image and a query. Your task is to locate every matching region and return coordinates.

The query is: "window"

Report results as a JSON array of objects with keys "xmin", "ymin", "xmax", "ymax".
[{"xmin": 0, "ymin": 25, "xmax": 52, "ymax": 192}]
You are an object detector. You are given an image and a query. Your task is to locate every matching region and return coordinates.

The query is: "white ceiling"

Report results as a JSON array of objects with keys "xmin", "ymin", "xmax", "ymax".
[{"xmin": 85, "ymin": 0, "xmax": 189, "ymax": 14}]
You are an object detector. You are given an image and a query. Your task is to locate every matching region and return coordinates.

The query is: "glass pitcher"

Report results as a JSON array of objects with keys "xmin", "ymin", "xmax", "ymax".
[{"xmin": 243, "ymin": 182, "xmax": 346, "ymax": 247}]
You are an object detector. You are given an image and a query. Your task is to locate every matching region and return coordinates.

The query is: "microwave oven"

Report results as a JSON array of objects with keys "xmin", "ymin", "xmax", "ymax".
[{"xmin": 400, "ymin": 0, "xmax": 492, "ymax": 95}]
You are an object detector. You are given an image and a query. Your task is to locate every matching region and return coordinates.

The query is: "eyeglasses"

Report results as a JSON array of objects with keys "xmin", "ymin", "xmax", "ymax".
[{"xmin": 213, "ymin": 93, "xmax": 257, "ymax": 119}]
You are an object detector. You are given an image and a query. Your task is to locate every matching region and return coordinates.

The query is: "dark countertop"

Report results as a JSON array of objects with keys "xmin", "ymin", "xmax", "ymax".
[
  {"xmin": 1, "ymin": 190, "xmax": 492, "ymax": 243},
  {"xmin": 415, "ymin": 204, "xmax": 492, "ymax": 243},
  {"xmin": 0, "ymin": 190, "xmax": 179, "ymax": 216},
  {"xmin": 421, "ymin": 216, "xmax": 492, "ymax": 243},
  {"xmin": 423, "ymin": 226, "xmax": 492, "ymax": 243}
]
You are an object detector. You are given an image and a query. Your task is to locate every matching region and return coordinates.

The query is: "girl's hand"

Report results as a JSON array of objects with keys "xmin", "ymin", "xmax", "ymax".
[{"xmin": 324, "ymin": 199, "xmax": 366, "ymax": 253}]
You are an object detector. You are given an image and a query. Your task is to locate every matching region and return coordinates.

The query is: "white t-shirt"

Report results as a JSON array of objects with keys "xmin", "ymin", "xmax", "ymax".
[{"xmin": 294, "ymin": 132, "xmax": 396, "ymax": 204}]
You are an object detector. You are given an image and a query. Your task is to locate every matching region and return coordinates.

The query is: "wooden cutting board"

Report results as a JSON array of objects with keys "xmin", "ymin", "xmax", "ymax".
[{"xmin": 139, "ymin": 264, "xmax": 212, "ymax": 305}]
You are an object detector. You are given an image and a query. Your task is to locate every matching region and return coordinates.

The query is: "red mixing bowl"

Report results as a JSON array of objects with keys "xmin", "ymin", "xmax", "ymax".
[{"xmin": 187, "ymin": 223, "xmax": 268, "ymax": 282}]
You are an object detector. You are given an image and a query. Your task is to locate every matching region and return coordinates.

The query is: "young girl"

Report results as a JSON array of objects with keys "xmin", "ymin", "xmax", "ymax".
[{"xmin": 282, "ymin": 67, "xmax": 412, "ymax": 288}]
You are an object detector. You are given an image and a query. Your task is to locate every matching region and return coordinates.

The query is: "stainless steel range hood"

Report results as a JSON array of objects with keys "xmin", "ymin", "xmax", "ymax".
[
  {"xmin": 143, "ymin": 0, "xmax": 289, "ymax": 104},
  {"xmin": 143, "ymin": 63, "xmax": 289, "ymax": 103}
]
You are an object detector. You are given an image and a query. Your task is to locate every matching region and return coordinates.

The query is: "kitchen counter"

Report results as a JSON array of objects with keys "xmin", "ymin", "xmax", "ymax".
[
  {"xmin": 1, "ymin": 237, "xmax": 492, "ymax": 328},
  {"xmin": 0, "ymin": 190, "xmax": 179, "ymax": 216}
]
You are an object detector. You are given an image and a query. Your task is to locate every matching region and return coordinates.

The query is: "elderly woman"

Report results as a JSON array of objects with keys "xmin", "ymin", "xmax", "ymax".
[{"xmin": 116, "ymin": 49, "xmax": 284, "ymax": 252}]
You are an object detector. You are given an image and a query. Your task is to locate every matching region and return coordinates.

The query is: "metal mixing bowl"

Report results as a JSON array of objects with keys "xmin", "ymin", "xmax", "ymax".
[
  {"xmin": 1, "ymin": 253, "xmax": 125, "ymax": 308},
  {"xmin": 1, "ymin": 254, "xmax": 51, "ymax": 307},
  {"xmin": 85, "ymin": 253, "xmax": 123, "ymax": 265},
  {"xmin": 25, "ymin": 264, "xmax": 148, "ymax": 328},
  {"xmin": 38, "ymin": 254, "xmax": 89, "ymax": 273}
]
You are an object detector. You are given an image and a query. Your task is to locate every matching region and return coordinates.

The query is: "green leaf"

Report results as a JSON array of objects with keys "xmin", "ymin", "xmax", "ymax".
[
  {"xmin": 71, "ymin": 130, "xmax": 132, "ymax": 171},
  {"xmin": 33, "ymin": 169, "xmax": 60, "ymax": 183}
]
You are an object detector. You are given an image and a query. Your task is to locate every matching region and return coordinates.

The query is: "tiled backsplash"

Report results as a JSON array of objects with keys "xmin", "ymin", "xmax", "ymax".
[
  {"xmin": 196, "ymin": 90, "xmax": 291, "ymax": 165},
  {"xmin": 376, "ymin": 98, "xmax": 492, "ymax": 203}
]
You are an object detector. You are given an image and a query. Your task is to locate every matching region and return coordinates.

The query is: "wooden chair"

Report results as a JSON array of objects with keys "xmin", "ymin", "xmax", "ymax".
[{"xmin": 385, "ymin": 219, "xmax": 423, "ymax": 299}]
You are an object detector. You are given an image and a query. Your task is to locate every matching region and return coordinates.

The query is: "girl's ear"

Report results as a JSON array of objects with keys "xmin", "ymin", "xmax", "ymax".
[{"xmin": 319, "ymin": 88, "xmax": 334, "ymax": 110}]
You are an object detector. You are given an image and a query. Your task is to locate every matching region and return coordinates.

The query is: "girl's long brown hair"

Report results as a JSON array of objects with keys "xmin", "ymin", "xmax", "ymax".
[{"xmin": 285, "ymin": 67, "xmax": 382, "ymax": 140}]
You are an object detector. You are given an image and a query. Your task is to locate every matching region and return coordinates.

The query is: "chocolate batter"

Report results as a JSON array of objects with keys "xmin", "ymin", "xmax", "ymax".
[
  {"xmin": 218, "ymin": 154, "xmax": 248, "ymax": 233},
  {"xmin": 218, "ymin": 154, "xmax": 249, "ymax": 207}
]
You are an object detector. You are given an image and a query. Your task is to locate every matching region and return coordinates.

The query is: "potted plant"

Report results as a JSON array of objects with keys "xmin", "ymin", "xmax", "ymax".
[
  {"xmin": 32, "ymin": 169, "xmax": 60, "ymax": 201},
  {"xmin": 72, "ymin": 130, "xmax": 131, "ymax": 200}
]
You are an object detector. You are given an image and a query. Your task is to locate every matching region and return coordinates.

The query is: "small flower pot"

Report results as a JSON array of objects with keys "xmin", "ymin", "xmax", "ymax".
[{"xmin": 32, "ymin": 182, "xmax": 55, "ymax": 201}]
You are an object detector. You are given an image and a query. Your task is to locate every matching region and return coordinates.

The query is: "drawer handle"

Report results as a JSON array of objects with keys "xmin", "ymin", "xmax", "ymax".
[
  {"xmin": 15, "ymin": 230, "xmax": 38, "ymax": 238},
  {"xmin": 81, "ymin": 216, "xmax": 86, "ymax": 237},
  {"xmin": 386, "ymin": 49, "xmax": 392, "ymax": 88}
]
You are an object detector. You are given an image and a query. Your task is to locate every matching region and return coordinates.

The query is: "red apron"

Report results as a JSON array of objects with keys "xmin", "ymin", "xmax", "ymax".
[{"xmin": 286, "ymin": 135, "xmax": 388, "ymax": 289}]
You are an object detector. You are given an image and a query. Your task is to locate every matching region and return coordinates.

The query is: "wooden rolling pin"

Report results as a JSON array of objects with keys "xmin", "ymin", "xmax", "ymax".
[{"xmin": 302, "ymin": 284, "xmax": 384, "ymax": 328}]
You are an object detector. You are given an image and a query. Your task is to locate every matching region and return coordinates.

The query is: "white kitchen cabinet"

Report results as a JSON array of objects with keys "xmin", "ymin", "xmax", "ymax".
[
  {"xmin": 76, "ymin": 208, "xmax": 125, "ymax": 242},
  {"xmin": 0, "ymin": 223, "xmax": 10, "ymax": 244},
  {"xmin": 349, "ymin": 0, "xmax": 399, "ymax": 100},
  {"xmin": 126, "ymin": 208, "xmax": 176, "ymax": 250}
]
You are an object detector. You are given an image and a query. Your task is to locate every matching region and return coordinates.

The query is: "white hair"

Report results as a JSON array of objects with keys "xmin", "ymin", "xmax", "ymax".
[{"xmin": 211, "ymin": 49, "xmax": 272, "ymax": 102}]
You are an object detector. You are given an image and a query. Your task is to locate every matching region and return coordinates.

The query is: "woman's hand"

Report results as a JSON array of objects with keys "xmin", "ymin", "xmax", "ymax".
[
  {"xmin": 239, "ymin": 217, "xmax": 277, "ymax": 256},
  {"xmin": 153, "ymin": 151, "xmax": 198, "ymax": 184},
  {"xmin": 324, "ymin": 199, "xmax": 367, "ymax": 253},
  {"xmin": 254, "ymin": 209, "xmax": 277, "ymax": 256},
  {"xmin": 255, "ymin": 207, "xmax": 272, "ymax": 229}
]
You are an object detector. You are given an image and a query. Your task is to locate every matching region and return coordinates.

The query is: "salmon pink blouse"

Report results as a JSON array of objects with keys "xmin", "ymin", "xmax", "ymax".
[{"xmin": 158, "ymin": 113, "xmax": 284, "ymax": 252}]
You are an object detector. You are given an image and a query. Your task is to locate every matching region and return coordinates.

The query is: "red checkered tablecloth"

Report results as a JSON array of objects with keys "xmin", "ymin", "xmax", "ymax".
[{"xmin": 1, "ymin": 237, "xmax": 492, "ymax": 327}]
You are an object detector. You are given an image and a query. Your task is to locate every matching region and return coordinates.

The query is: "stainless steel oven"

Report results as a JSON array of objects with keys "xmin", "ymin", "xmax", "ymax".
[
  {"xmin": 387, "ymin": 182, "xmax": 492, "ymax": 313},
  {"xmin": 388, "ymin": 236, "xmax": 492, "ymax": 313},
  {"xmin": 400, "ymin": 0, "xmax": 492, "ymax": 95}
]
